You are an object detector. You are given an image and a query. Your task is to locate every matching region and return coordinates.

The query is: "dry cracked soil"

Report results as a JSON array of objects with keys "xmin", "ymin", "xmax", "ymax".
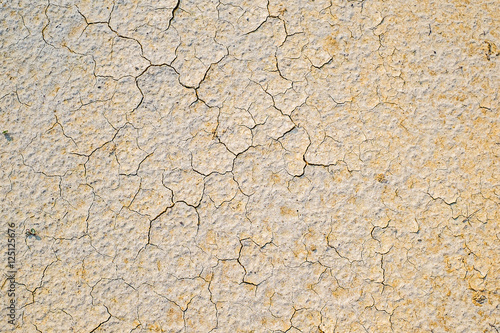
[{"xmin": 1, "ymin": 0, "xmax": 499, "ymax": 332}]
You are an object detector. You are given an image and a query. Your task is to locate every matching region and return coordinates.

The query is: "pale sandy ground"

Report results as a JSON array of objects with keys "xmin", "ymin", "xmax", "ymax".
[{"xmin": 1, "ymin": 0, "xmax": 499, "ymax": 332}]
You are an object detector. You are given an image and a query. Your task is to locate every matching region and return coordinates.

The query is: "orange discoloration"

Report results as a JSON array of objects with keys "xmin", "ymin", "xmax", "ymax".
[{"xmin": 280, "ymin": 206, "xmax": 297, "ymax": 217}]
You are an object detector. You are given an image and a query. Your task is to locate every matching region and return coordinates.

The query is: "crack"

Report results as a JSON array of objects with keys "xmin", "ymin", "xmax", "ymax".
[
  {"xmin": 166, "ymin": 0, "xmax": 181, "ymax": 31},
  {"xmin": 41, "ymin": 0, "xmax": 55, "ymax": 48},
  {"xmin": 119, "ymin": 151, "xmax": 154, "ymax": 177},
  {"xmin": 88, "ymin": 305, "xmax": 111, "ymax": 333},
  {"xmin": 48, "ymin": 115, "xmax": 78, "ymax": 147}
]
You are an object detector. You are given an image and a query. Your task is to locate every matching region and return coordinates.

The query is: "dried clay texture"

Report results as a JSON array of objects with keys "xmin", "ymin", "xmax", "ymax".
[{"xmin": 1, "ymin": 0, "xmax": 499, "ymax": 332}]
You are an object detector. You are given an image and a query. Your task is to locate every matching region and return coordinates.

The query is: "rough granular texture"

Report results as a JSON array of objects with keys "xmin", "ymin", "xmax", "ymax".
[{"xmin": 1, "ymin": 0, "xmax": 499, "ymax": 332}]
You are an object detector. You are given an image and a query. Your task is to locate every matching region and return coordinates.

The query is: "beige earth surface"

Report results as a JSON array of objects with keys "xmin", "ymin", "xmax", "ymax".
[{"xmin": 1, "ymin": 0, "xmax": 499, "ymax": 332}]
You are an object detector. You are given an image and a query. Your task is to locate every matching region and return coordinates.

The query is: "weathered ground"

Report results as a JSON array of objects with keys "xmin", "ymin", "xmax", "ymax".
[{"xmin": 1, "ymin": 0, "xmax": 499, "ymax": 332}]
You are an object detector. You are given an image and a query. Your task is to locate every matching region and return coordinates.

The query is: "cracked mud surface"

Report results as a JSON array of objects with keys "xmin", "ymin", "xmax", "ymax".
[{"xmin": 1, "ymin": 0, "xmax": 499, "ymax": 332}]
